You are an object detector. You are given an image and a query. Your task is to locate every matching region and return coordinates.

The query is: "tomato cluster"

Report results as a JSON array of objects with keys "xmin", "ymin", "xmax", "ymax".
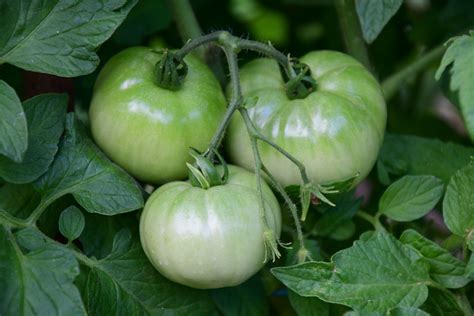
[{"xmin": 89, "ymin": 46, "xmax": 386, "ymax": 289}]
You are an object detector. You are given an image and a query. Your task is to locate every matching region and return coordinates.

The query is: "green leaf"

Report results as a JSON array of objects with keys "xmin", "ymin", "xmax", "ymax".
[
  {"xmin": 0, "ymin": 0, "xmax": 137, "ymax": 77},
  {"xmin": 0, "ymin": 94, "xmax": 67, "ymax": 183},
  {"xmin": 0, "ymin": 183, "xmax": 40, "ymax": 219},
  {"xmin": 443, "ymin": 163, "xmax": 474, "ymax": 239},
  {"xmin": 466, "ymin": 253, "xmax": 474, "ymax": 279},
  {"xmin": 0, "ymin": 226, "xmax": 84, "ymax": 315},
  {"xmin": 312, "ymin": 195, "xmax": 361, "ymax": 237},
  {"xmin": 346, "ymin": 307, "xmax": 430, "ymax": 316},
  {"xmin": 379, "ymin": 175, "xmax": 444, "ymax": 222},
  {"xmin": 14, "ymin": 227, "xmax": 51, "ymax": 250},
  {"xmin": 80, "ymin": 230, "xmax": 218, "ymax": 315},
  {"xmin": 79, "ymin": 212, "xmax": 138, "ymax": 259},
  {"xmin": 378, "ymin": 134, "xmax": 474, "ymax": 184},
  {"xmin": 468, "ymin": 235, "xmax": 474, "ymax": 252},
  {"xmin": 400, "ymin": 229, "xmax": 468, "ymax": 289},
  {"xmin": 0, "ymin": 80, "xmax": 27, "ymax": 162},
  {"xmin": 59, "ymin": 206, "xmax": 85, "ymax": 241},
  {"xmin": 211, "ymin": 276, "xmax": 268, "ymax": 316},
  {"xmin": 355, "ymin": 0, "xmax": 403, "ymax": 44},
  {"xmin": 272, "ymin": 232, "xmax": 431, "ymax": 313},
  {"xmin": 289, "ymin": 290, "xmax": 330, "ymax": 316},
  {"xmin": 34, "ymin": 114, "xmax": 144, "ymax": 215},
  {"xmin": 420, "ymin": 288, "xmax": 464, "ymax": 316},
  {"xmin": 389, "ymin": 307, "xmax": 429, "ymax": 316},
  {"xmin": 327, "ymin": 220, "xmax": 356, "ymax": 241},
  {"xmin": 344, "ymin": 311, "xmax": 380, "ymax": 316},
  {"xmin": 435, "ymin": 32, "xmax": 474, "ymax": 141}
]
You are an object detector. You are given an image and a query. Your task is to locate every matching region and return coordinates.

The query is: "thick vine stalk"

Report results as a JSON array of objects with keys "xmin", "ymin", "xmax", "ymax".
[{"xmin": 334, "ymin": 0, "xmax": 371, "ymax": 70}]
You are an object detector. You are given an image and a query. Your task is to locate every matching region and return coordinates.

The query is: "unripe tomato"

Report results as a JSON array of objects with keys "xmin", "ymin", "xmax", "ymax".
[
  {"xmin": 139, "ymin": 165, "xmax": 281, "ymax": 289},
  {"xmin": 89, "ymin": 47, "xmax": 226, "ymax": 184},
  {"xmin": 226, "ymin": 51, "xmax": 386, "ymax": 187}
]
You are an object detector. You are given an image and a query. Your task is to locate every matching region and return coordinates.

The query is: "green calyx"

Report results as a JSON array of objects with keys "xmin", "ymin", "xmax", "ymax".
[
  {"xmin": 153, "ymin": 49, "xmax": 188, "ymax": 90},
  {"xmin": 187, "ymin": 148, "xmax": 229, "ymax": 189},
  {"xmin": 285, "ymin": 59, "xmax": 317, "ymax": 100}
]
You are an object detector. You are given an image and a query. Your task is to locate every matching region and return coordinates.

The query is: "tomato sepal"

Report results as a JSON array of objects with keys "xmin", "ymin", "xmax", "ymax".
[{"xmin": 153, "ymin": 49, "xmax": 188, "ymax": 90}]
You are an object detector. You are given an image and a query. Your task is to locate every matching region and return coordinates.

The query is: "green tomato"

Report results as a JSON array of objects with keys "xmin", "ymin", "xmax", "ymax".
[
  {"xmin": 226, "ymin": 51, "xmax": 386, "ymax": 187},
  {"xmin": 89, "ymin": 47, "xmax": 226, "ymax": 184},
  {"xmin": 139, "ymin": 165, "xmax": 281, "ymax": 289}
]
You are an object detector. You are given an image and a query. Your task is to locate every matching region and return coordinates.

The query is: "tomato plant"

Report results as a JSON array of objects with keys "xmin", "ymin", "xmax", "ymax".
[
  {"xmin": 226, "ymin": 50, "xmax": 386, "ymax": 187},
  {"xmin": 1, "ymin": 0, "xmax": 474, "ymax": 315},
  {"xmin": 89, "ymin": 47, "xmax": 226, "ymax": 184},
  {"xmin": 140, "ymin": 165, "xmax": 281, "ymax": 289}
]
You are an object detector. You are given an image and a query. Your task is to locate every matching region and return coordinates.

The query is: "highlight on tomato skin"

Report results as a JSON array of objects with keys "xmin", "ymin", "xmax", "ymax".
[
  {"xmin": 139, "ymin": 165, "xmax": 282, "ymax": 289},
  {"xmin": 225, "ymin": 50, "xmax": 386, "ymax": 189},
  {"xmin": 89, "ymin": 47, "xmax": 227, "ymax": 185}
]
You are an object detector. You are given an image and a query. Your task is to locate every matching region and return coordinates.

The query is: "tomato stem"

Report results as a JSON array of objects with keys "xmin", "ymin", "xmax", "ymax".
[
  {"xmin": 25, "ymin": 198, "xmax": 50, "ymax": 226},
  {"xmin": 381, "ymin": 44, "xmax": 446, "ymax": 101},
  {"xmin": 252, "ymin": 126, "xmax": 310, "ymax": 184},
  {"xmin": 204, "ymin": 40, "xmax": 243, "ymax": 161},
  {"xmin": 173, "ymin": 31, "xmax": 314, "ymax": 99},
  {"xmin": 175, "ymin": 32, "xmax": 224, "ymax": 60},
  {"xmin": 334, "ymin": 0, "xmax": 372, "ymax": 71},
  {"xmin": 0, "ymin": 209, "xmax": 31, "ymax": 228},
  {"xmin": 166, "ymin": 0, "xmax": 204, "ymax": 56},
  {"xmin": 261, "ymin": 164, "xmax": 307, "ymax": 261},
  {"xmin": 356, "ymin": 210, "xmax": 387, "ymax": 232}
]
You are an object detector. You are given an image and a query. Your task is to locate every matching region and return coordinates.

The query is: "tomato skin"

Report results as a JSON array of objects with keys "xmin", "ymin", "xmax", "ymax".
[
  {"xmin": 226, "ymin": 51, "xmax": 386, "ymax": 187},
  {"xmin": 89, "ymin": 47, "xmax": 226, "ymax": 184},
  {"xmin": 139, "ymin": 165, "xmax": 281, "ymax": 289}
]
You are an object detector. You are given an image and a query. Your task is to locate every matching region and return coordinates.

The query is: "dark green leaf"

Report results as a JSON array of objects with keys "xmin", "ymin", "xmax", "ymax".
[
  {"xmin": 379, "ymin": 175, "xmax": 444, "ymax": 222},
  {"xmin": 355, "ymin": 0, "xmax": 403, "ymax": 43},
  {"xmin": 0, "ymin": 226, "xmax": 84, "ymax": 315},
  {"xmin": 312, "ymin": 195, "xmax": 361, "ymax": 237},
  {"xmin": 0, "ymin": 0, "xmax": 137, "ymax": 77},
  {"xmin": 59, "ymin": 206, "xmax": 85, "ymax": 241},
  {"xmin": 80, "ymin": 230, "xmax": 218, "ymax": 315},
  {"xmin": 327, "ymin": 220, "xmax": 356, "ymax": 241},
  {"xmin": 211, "ymin": 276, "xmax": 268, "ymax": 316},
  {"xmin": 435, "ymin": 32, "xmax": 474, "ymax": 141},
  {"xmin": 389, "ymin": 307, "xmax": 429, "ymax": 316},
  {"xmin": 34, "ymin": 114, "xmax": 144, "ymax": 215},
  {"xmin": 466, "ymin": 253, "xmax": 474, "ymax": 279},
  {"xmin": 0, "ymin": 183, "xmax": 40, "ymax": 219},
  {"xmin": 108, "ymin": 228, "xmax": 133, "ymax": 257},
  {"xmin": 344, "ymin": 311, "xmax": 379, "ymax": 316},
  {"xmin": 0, "ymin": 80, "xmax": 27, "ymax": 162},
  {"xmin": 378, "ymin": 134, "xmax": 474, "ymax": 184},
  {"xmin": 289, "ymin": 290, "xmax": 330, "ymax": 316},
  {"xmin": 443, "ymin": 163, "xmax": 474, "ymax": 240},
  {"xmin": 14, "ymin": 227, "xmax": 50, "ymax": 250},
  {"xmin": 400, "ymin": 229, "xmax": 468, "ymax": 289},
  {"xmin": 79, "ymin": 211, "xmax": 138, "ymax": 259},
  {"xmin": 272, "ymin": 232, "xmax": 431, "ymax": 313},
  {"xmin": 0, "ymin": 94, "xmax": 67, "ymax": 183},
  {"xmin": 421, "ymin": 288, "xmax": 464, "ymax": 316}
]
